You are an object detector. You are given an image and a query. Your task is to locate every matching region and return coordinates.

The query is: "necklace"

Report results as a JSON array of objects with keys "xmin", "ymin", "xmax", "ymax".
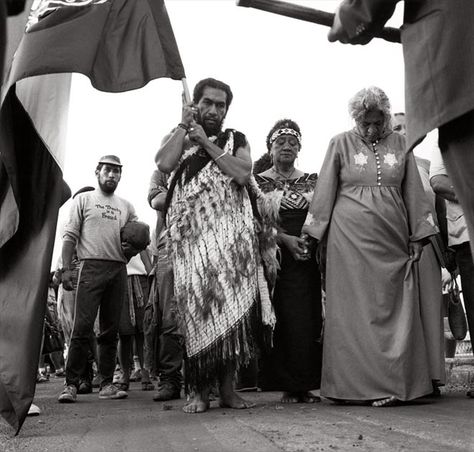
[{"xmin": 271, "ymin": 166, "xmax": 296, "ymax": 184}]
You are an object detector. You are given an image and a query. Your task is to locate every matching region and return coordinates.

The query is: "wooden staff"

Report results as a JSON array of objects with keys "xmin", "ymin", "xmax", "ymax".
[
  {"xmin": 182, "ymin": 78, "xmax": 191, "ymax": 104},
  {"xmin": 237, "ymin": 0, "xmax": 401, "ymax": 44}
]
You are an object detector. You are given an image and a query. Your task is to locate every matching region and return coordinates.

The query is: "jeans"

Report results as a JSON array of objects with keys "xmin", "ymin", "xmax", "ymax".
[
  {"xmin": 143, "ymin": 245, "xmax": 183, "ymax": 389},
  {"xmin": 454, "ymin": 242, "xmax": 474, "ymax": 355},
  {"xmin": 156, "ymin": 245, "xmax": 183, "ymax": 388},
  {"xmin": 66, "ymin": 259, "xmax": 126, "ymax": 389}
]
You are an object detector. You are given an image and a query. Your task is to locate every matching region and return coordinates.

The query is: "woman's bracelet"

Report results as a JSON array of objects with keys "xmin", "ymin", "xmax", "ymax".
[
  {"xmin": 214, "ymin": 150, "xmax": 228, "ymax": 162},
  {"xmin": 177, "ymin": 123, "xmax": 189, "ymax": 132}
]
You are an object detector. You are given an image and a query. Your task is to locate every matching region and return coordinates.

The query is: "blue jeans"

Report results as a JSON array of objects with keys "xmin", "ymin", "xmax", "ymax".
[{"xmin": 66, "ymin": 260, "xmax": 126, "ymax": 389}]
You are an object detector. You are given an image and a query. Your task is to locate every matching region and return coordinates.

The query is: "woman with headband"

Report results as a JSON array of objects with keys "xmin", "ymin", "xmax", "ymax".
[{"xmin": 255, "ymin": 119, "xmax": 322, "ymax": 404}]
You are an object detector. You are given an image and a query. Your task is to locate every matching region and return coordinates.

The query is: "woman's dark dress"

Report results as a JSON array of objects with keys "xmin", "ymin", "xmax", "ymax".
[{"xmin": 255, "ymin": 173, "xmax": 322, "ymax": 392}]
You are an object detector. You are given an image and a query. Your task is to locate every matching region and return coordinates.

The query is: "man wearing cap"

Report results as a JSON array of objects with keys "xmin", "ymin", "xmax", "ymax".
[{"xmin": 58, "ymin": 155, "xmax": 138, "ymax": 403}]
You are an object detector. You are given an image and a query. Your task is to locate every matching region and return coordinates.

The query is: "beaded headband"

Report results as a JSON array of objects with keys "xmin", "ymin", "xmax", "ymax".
[{"xmin": 269, "ymin": 128, "xmax": 301, "ymax": 145}]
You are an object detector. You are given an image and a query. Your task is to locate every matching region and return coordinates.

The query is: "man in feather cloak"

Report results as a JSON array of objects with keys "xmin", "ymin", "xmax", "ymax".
[{"xmin": 155, "ymin": 78, "xmax": 276, "ymax": 413}]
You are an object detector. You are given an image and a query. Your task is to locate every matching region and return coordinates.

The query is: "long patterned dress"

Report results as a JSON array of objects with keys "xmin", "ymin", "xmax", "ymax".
[
  {"xmin": 256, "ymin": 173, "xmax": 322, "ymax": 392},
  {"xmin": 304, "ymin": 130, "xmax": 436, "ymax": 401}
]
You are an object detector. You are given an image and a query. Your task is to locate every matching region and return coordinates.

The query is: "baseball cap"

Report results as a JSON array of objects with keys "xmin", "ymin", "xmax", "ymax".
[{"xmin": 98, "ymin": 155, "xmax": 122, "ymax": 167}]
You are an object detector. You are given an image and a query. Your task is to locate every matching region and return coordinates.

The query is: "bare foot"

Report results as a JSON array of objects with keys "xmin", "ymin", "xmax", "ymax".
[
  {"xmin": 219, "ymin": 391, "xmax": 255, "ymax": 409},
  {"xmin": 372, "ymin": 396, "xmax": 399, "ymax": 407},
  {"xmin": 183, "ymin": 393, "xmax": 210, "ymax": 414},
  {"xmin": 281, "ymin": 392, "xmax": 299, "ymax": 403},
  {"xmin": 298, "ymin": 391, "xmax": 321, "ymax": 404}
]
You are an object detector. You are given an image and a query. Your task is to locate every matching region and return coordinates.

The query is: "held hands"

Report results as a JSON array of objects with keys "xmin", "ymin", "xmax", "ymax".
[
  {"xmin": 282, "ymin": 234, "xmax": 312, "ymax": 262},
  {"xmin": 408, "ymin": 240, "xmax": 423, "ymax": 262}
]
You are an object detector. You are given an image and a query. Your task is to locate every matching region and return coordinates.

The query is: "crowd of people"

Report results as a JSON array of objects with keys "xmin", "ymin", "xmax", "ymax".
[{"xmin": 37, "ymin": 77, "xmax": 472, "ymax": 414}]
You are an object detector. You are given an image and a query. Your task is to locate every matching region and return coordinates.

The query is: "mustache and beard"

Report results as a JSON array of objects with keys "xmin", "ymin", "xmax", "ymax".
[
  {"xmin": 196, "ymin": 110, "xmax": 224, "ymax": 137},
  {"xmin": 98, "ymin": 178, "xmax": 118, "ymax": 194}
]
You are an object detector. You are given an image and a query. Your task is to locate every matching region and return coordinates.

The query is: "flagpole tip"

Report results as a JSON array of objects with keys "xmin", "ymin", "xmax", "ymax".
[{"xmin": 236, "ymin": 0, "xmax": 251, "ymax": 7}]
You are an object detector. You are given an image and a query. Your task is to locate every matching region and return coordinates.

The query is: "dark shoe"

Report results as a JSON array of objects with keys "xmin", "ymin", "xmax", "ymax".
[
  {"xmin": 58, "ymin": 385, "xmax": 77, "ymax": 403},
  {"xmin": 37, "ymin": 372, "xmax": 49, "ymax": 383},
  {"xmin": 78, "ymin": 381, "xmax": 93, "ymax": 394},
  {"xmin": 129, "ymin": 369, "xmax": 142, "ymax": 382},
  {"xmin": 142, "ymin": 381, "xmax": 155, "ymax": 391},
  {"xmin": 153, "ymin": 384, "xmax": 180, "ymax": 401},
  {"xmin": 91, "ymin": 374, "xmax": 101, "ymax": 388},
  {"xmin": 115, "ymin": 382, "xmax": 129, "ymax": 391},
  {"xmin": 467, "ymin": 387, "xmax": 474, "ymax": 398},
  {"xmin": 99, "ymin": 383, "xmax": 128, "ymax": 400}
]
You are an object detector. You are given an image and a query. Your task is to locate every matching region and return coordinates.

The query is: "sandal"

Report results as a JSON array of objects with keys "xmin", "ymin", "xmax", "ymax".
[
  {"xmin": 141, "ymin": 381, "xmax": 154, "ymax": 391},
  {"xmin": 372, "ymin": 396, "xmax": 399, "ymax": 407}
]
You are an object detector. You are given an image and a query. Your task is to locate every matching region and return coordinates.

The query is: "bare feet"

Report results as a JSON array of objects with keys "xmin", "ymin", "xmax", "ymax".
[
  {"xmin": 281, "ymin": 391, "xmax": 321, "ymax": 404},
  {"xmin": 372, "ymin": 396, "xmax": 399, "ymax": 407},
  {"xmin": 299, "ymin": 391, "xmax": 321, "ymax": 404},
  {"xmin": 219, "ymin": 391, "xmax": 255, "ymax": 409},
  {"xmin": 183, "ymin": 393, "xmax": 210, "ymax": 414},
  {"xmin": 281, "ymin": 392, "xmax": 299, "ymax": 403},
  {"xmin": 218, "ymin": 363, "xmax": 255, "ymax": 409}
]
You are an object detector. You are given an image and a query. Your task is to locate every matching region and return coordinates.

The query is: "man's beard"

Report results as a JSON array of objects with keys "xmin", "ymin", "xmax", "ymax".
[
  {"xmin": 197, "ymin": 112, "xmax": 223, "ymax": 137},
  {"xmin": 98, "ymin": 179, "xmax": 117, "ymax": 194}
]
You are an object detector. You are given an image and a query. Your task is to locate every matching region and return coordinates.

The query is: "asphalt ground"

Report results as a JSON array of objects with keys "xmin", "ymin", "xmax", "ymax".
[{"xmin": 1, "ymin": 377, "xmax": 473, "ymax": 452}]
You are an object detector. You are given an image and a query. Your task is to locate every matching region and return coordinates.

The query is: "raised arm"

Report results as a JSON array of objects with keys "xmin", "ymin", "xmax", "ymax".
[{"xmin": 155, "ymin": 100, "xmax": 197, "ymax": 173}]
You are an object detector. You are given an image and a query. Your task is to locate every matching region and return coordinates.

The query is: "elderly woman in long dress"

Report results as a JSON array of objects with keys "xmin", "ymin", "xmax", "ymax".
[{"xmin": 304, "ymin": 87, "xmax": 436, "ymax": 406}]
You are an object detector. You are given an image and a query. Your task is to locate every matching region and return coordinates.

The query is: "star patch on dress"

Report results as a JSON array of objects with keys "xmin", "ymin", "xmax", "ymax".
[
  {"xmin": 354, "ymin": 152, "xmax": 368, "ymax": 166},
  {"xmin": 384, "ymin": 153, "xmax": 398, "ymax": 167}
]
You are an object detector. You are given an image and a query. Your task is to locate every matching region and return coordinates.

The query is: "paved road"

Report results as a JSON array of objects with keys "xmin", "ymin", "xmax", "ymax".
[{"xmin": 1, "ymin": 378, "xmax": 473, "ymax": 451}]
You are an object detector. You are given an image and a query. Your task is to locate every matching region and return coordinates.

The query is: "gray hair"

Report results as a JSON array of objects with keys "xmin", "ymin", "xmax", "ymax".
[{"xmin": 348, "ymin": 86, "xmax": 392, "ymax": 129}]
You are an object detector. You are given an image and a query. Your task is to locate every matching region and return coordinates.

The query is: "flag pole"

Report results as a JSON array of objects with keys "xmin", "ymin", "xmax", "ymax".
[
  {"xmin": 237, "ymin": 0, "xmax": 401, "ymax": 44},
  {"xmin": 182, "ymin": 77, "xmax": 191, "ymax": 104}
]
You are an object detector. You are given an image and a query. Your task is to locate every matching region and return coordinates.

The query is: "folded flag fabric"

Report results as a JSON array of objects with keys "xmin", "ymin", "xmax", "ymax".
[{"xmin": 0, "ymin": 0, "xmax": 185, "ymax": 432}]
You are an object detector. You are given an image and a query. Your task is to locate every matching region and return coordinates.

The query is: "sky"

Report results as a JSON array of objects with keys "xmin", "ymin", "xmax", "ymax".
[{"xmin": 25, "ymin": 0, "xmax": 411, "ymax": 264}]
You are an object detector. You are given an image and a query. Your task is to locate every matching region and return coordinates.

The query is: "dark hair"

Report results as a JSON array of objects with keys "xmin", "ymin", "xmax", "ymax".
[
  {"xmin": 266, "ymin": 118, "xmax": 301, "ymax": 151},
  {"xmin": 253, "ymin": 153, "xmax": 273, "ymax": 174},
  {"xmin": 73, "ymin": 186, "xmax": 95, "ymax": 199},
  {"xmin": 193, "ymin": 78, "xmax": 233, "ymax": 109}
]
